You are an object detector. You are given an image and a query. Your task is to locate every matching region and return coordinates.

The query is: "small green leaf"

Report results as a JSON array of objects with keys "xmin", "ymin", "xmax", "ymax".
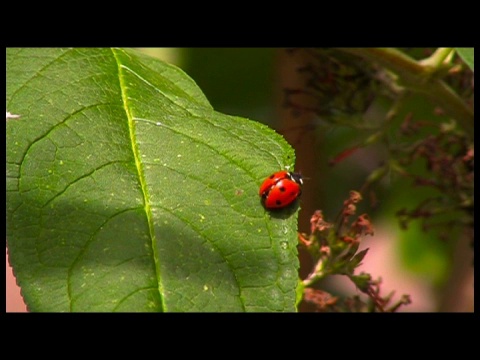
[
  {"xmin": 349, "ymin": 248, "xmax": 369, "ymax": 269},
  {"xmin": 295, "ymin": 279, "xmax": 305, "ymax": 308},
  {"xmin": 338, "ymin": 241, "xmax": 361, "ymax": 265},
  {"xmin": 6, "ymin": 48, "xmax": 300, "ymax": 312},
  {"xmin": 349, "ymin": 273, "xmax": 371, "ymax": 292},
  {"xmin": 455, "ymin": 48, "xmax": 474, "ymax": 71}
]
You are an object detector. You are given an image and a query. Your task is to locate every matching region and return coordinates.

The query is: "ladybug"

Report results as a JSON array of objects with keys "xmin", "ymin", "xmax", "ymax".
[{"xmin": 259, "ymin": 170, "xmax": 303, "ymax": 209}]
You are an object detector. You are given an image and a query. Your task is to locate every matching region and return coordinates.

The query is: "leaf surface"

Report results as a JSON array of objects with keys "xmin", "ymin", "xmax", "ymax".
[
  {"xmin": 455, "ymin": 48, "xmax": 474, "ymax": 71},
  {"xmin": 6, "ymin": 48, "xmax": 299, "ymax": 312}
]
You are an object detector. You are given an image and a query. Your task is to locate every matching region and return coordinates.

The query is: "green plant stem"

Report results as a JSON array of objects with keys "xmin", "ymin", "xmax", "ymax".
[
  {"xmin": 339, "ymin": 48, "xmax": 473, "ymax": 135},
  {"xmin": 419, "ymin": 48, "xmax": 454, "ymax": 69},
  {"xmin": 302, "ymin": 259, "xmax": 326, "ymax": 287}
]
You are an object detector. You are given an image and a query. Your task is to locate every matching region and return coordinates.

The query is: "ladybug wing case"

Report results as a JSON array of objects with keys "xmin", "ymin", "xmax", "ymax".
[
  {"xmin": 258, "ymin": 171, "xmax": 290, "ymax": 197},
  {"xmin": 263, "ymin": 179, "xmax": 301, "ymax": 209}
]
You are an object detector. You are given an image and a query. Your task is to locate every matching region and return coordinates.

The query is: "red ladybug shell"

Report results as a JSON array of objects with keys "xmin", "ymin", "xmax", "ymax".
[
  {"xmin": 258, "ymin": 170, "xmax": 290, "ymax": 197},
  {"xmin": 259, "ymin": 171, "xmax": 303, "ymax": 209}
]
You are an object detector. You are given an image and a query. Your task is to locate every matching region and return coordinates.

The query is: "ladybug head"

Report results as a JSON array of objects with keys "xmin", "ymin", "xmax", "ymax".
[{"xmin": 288, "ymin": 172, "xmax": 304, "ymax": 186}]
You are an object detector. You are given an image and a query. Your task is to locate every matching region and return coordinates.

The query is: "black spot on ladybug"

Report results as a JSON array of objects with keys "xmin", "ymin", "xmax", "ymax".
[{"xmin": 279, "ymin": 186, "xmax": 286, "ymax": 192}]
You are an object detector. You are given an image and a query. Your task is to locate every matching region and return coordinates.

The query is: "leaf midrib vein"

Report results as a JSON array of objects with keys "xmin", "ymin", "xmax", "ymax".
[{"xmin": 112, "ymin": 48, "xmax": 167, "ymax": 312}]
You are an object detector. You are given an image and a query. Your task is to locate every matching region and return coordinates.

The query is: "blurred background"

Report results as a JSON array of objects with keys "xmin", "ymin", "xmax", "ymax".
[{"xmin": 6, "ymin": 48, "xmax": 473, "ymax": 312}]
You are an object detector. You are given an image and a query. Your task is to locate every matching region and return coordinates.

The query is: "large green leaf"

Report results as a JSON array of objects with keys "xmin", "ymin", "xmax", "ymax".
[{"xmin": 6, "ymin": 48, "xmax": 299, "ymax": 312}]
